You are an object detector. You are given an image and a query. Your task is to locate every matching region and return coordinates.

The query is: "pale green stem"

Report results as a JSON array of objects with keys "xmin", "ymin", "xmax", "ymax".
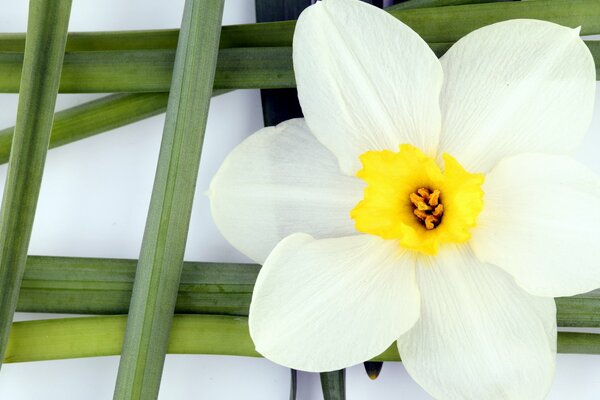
[{"xmin": 4, "ymin": 315, "xmax": 600, "ymax": 364}]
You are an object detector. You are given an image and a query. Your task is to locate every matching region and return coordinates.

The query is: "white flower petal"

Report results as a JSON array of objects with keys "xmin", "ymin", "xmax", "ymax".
[
  {"xmin": 209, "ymin": 119, "xmax": 363, "ymax": 264},
  {"xmin": 438, "ymin": 19, "xmax": 596, "ymax": 173},
  {"xmin": 398, "ymin": 245, "xmax": 556, "ymax": 400},
  {"xmin": 294, "ymin": 0, "xmax": 443, "ymax": 175},
  {"xmin": 249, "ymin": 233, "xmax": 420, "ymax": 372},
  {"xmin": 471, "ymin": 153, "xmax": 600, "ymax": 297}
]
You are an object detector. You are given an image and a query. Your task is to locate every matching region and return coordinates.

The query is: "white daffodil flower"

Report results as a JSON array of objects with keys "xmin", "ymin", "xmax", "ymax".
[{"xmin": 209, "ymin": 0, "xmax": 599, "ymax": 398}]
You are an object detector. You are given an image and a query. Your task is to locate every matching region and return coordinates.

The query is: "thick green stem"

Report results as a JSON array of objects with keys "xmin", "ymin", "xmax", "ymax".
[
  {"xmin": 320, "ymin": 370, "xmax": 346, "ymax": 400},
  {"xmin": 14, "ymin": 256, "xmax": 600, "ymax": 328},
  {"xmin": 0, "ymin": 0, "xmax": 72, "ymax": 369},
  {"xmin": 0, "ymin": 40, "xmax": 598, "ymax": 93},
  {"xmin": 17, "ymin": 256, "xmax": 257, "ymax": 316},
  {"xmin": 4, "ymin": 315, "xmax": 600, "ymax": 364},
  {"xmin": 113, "ymin": 1, "xmax": 225, "ymax": 399},
  {"xmin": 0, "ymin": 47, "xmax": 295, "ymax": 93}
]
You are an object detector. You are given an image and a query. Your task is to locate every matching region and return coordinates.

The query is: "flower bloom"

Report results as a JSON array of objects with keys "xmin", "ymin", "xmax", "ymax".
[{"xmin": 209, "ymin": 0, "xmax": 600, "ymax": 398}]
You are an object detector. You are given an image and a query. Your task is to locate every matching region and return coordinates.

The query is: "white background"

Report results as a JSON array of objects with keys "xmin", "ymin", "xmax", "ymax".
[{"xmin": 0, "ymin": 0, "xmax": 600, "ymax": 398}]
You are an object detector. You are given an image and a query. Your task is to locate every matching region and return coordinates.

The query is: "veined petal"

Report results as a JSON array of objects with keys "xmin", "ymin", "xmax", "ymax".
[
  {"xmin": 294, "ymin": 0, "xmax": 443, "ymax": 175},
  {"xmin": 397, "ymin": 245, "xmax": 556, "ymax": 400},
  {"xmin": 208, "ymin": 119, "xmax": 363, "ymax": 264},
  {"xmin": 249, "ymin": 234, "xmax": 420, "ymax": 372},
  {"xmin": 438, "ymin": 19, "xmax": 596, "ymax": 173},
  {"xmin": 471, "ymin": 153, "xmax": 600, "ymax": 297}
]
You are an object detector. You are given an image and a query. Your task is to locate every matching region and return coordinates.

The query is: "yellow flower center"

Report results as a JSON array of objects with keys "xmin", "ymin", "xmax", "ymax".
[{"xmin": 350, "ymin": 144, "xmax": 484, "ymax": 255}]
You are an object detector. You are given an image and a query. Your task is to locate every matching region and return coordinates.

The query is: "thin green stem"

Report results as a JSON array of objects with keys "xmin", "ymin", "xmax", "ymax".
[
  {"xmin": 289, "ymin": 369, "xmax": 298, "ymax": 400},
  {"xmin": 0, "ymin": 94, "xmax": 167, "ymax": 165},
  {"xmin": 114, "ymin": 1, "xmax": 225, "ymax": 399},
  {"xmin": 3, "ymin": 315, "xmax": 600, "ymax": 364},
  {"xmin": 0, "ymin": 0, "xmax": 72, "ymax": 369},
  {"xmin": 0, "ymin": 90, "xmax": 229, "ymax": 165}
]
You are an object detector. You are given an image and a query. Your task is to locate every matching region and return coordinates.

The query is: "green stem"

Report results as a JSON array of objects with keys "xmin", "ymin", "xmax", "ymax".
[
  {"xmin": 0, "ymin": 90, "xmax": 230, "ymax": 165},
  {"xmin": 320, "ymin": 370, "xmax": 346, "ymax": 400},
  {"xmin": 114, "ymin": 1, "xmax": 225, "ymax": 399},
  {"xmin": 227, "ymin": 0, "xmax": 600, "ymax": 45},
  {"xmin": 0, "ymin": 0, "xmax": 72, "ymax": 369},
  {"xmin": 0, "ymin": 0, "xmax": 593, "ymax": 51},
  {"xmin": 289, "ymin": 369, "xmax": 298, "ymax": 400},
  {"xmin": 18, "ymin": 256, "xmax": 257, "ymax": 316},
  {"xmin": 4, "ymin": 315, "xmax": 600, "ymax": 364},
  {"xmin": 0, "ymin": 30, "xmax": 180, "ymax": 52},
  {"xmin": 14, "ymin": 256, "xmax": 600, "ymax": 328},
  {"xmin": 387, "ymin": 0, "xmax": 505, "ymax": 11},
  {"xmin": 1, "ymin": 40, "xmax": 598, "ymax": 93},
  {"xmin": 0, "ymin": 93, "xmax": 167, "ymax": 165},
  {"xmin": 373, "ymin": 331, "xmax": 600, "ymax": 361},
  {"xmin": 0, "ymin": 47, "xmax": 295, "ymax": 93},
  {"xmin": 556, "ymin": 291, "xmax": 600, "ymax": 328}
]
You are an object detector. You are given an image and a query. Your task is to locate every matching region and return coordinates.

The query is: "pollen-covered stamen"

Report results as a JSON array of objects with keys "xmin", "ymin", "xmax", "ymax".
[{"xmin": 410, "ymin": 187, "xmax": 444, "ymax": 230}]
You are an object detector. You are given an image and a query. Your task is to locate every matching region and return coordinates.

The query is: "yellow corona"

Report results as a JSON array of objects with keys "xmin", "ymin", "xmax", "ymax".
[{"xmin": 351, "ymin": 144, "xmax": 485, "ymax": 254}]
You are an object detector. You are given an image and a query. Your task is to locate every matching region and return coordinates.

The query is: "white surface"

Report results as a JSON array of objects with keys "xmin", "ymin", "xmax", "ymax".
[{"xmin": 0, "ymin": 1, "xmax": 599, "ymax": 399}]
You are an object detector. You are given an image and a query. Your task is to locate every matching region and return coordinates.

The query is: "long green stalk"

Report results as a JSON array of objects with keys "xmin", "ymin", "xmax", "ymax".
[
  {"xmin": 0, "ymin": 93, "xmax": 167, "ymax": 164},
  {"xmin": 13, "ymin": 256, "xmax": 600, "ymax": 328},
  {"xmin": 223, "ymin": 0, "xmax": 600, "ymax": 45},
  {"xmin": 0, "ymin": 90, "xmax": 230, "ymax": 165},
  {"xmin": 1, "ymin": 40, "xmax": 598, "ymax": 93},
  {"xmin": 0, "ymin": 30, "xmax": 180, "ymax": 52},
  {"xmin": 0, "ymin": 47, "xmax": 294, "ymax": 93},
  {"xmin": 372, "ymin": 332, "xmax": 600, "ymax": 361},
  {"xmin": 3, "ymin": 315, "xmax": 600, "ymax": 364},
  {"xmin": 0, "ymin": 0, "xmax": 72, "ymax": 369},
  {"xmin": 387, "ymin": 0, "xmax": 505, "ymax": 11},
  {"xmin": 0, "ymin": 0, "xmax": 593, "ymax": 51},
  {"xmin": 114, "ymin": 1, "xmax": 224, "ymax": 399},
  {"xmin": 0, "ymin": 0, "xmax": 588, "ymax": 52},
  {"xmin": 17, "ymin": 256, "xmax": 257, "ymax": 316}
]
